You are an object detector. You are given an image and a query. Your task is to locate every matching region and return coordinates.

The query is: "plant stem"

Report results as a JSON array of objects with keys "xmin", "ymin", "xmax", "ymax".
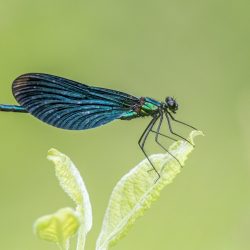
[{"xmin": 76, "ymin": 225, "xmax": 86, "ymax": 250}]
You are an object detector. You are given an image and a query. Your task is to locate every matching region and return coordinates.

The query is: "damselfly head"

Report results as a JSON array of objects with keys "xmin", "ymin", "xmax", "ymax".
[{"xmin": 165, "ymin": 96, "xmax": 178, "ymax": 113}]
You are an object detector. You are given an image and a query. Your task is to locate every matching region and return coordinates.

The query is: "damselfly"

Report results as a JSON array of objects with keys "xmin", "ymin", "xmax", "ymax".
[{"xmin": 0, "ymin": 73, "xmax": 197, "ymax": 179}]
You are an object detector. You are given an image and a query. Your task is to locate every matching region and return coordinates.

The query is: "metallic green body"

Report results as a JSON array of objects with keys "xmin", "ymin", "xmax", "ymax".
[{"xmin": 120, "ymin": 97, "xmax": 161, "ymax": 120}]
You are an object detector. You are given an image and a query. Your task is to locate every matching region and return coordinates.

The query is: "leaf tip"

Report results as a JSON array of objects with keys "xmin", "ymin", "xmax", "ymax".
[{"xmin": 189, "ymin": 130, "xmax": 204, "ymax": 145}]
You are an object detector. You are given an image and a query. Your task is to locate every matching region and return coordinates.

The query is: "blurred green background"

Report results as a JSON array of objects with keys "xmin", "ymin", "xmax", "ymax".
[{"xmin": 0, "ymin": 0, "xmax": 249, "ymax": 249}]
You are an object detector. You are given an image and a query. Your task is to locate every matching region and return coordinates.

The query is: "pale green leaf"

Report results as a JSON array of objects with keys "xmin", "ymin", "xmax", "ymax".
[
  {"xmin": 34, "ymin": 207, "xmax": 80, "ymax": 250},
  {"xmin": 96, "ymin": 130, "xmax": 203, "ymax": 250},
  {"xmin": 47, "ymin": 148, "xmax": 93, "ymax": 250}
]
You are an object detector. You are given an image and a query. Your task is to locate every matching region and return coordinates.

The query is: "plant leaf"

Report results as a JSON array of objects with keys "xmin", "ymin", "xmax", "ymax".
[
  {"xmin": 47, "ymin": 149, "xmax": 93, "ymax": 250},
  {"xmin": 34, "ymin": 207, "xmax": 80, "ymax": 250},
  {"xmin": 96, "ymin": 130, "xmax": 203, "ymax": 250}
]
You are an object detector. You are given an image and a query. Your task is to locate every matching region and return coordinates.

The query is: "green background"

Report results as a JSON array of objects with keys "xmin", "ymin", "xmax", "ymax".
[{"xmin": 0, "ymin": 0, "xmax": 249, "ymax": 249}]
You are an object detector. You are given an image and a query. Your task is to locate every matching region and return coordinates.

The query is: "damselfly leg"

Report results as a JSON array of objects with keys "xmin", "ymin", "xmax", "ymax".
[
  {"xmin": 150, "ymin": 130, "xmax": 177, "ymax": 142},
  {"xmin": 165, "ymin": 112, "xmax": 194, "ymax": 146},
  {"xmin": 153, "ymin": 111, "xmax": 183, "ymax": 167},
  {"xmin": 138, "ymin": 114, "xmax": 161, "ymax": 180},
  {"xmin": 167, "ymin": 112, "xmax": 197, "ymax": 131},
  {"xmin": 139, "ymin": 111, "xmax": 197, "ymax": 181}
]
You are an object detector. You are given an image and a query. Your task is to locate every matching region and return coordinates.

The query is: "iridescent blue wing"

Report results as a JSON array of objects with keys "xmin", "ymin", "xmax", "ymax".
[{"xmin": 12, "ymin": 73, "xmax": 139, "ymax": 130}]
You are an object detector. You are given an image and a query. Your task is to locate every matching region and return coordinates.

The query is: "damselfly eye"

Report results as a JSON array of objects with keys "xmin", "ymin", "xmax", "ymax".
[
  {"xmin": 165, "ymin": 97, "xmax": 174, "ymax": 106},
  {"xmin": 165, "ymin": 96, "xmax": 178, "ymax": 112}
]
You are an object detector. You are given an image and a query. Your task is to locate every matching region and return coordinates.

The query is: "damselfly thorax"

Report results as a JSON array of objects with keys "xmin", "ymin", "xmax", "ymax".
[{"xmin": 120, "ymin": 97, "xmax": 161, "ymax": 120}]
